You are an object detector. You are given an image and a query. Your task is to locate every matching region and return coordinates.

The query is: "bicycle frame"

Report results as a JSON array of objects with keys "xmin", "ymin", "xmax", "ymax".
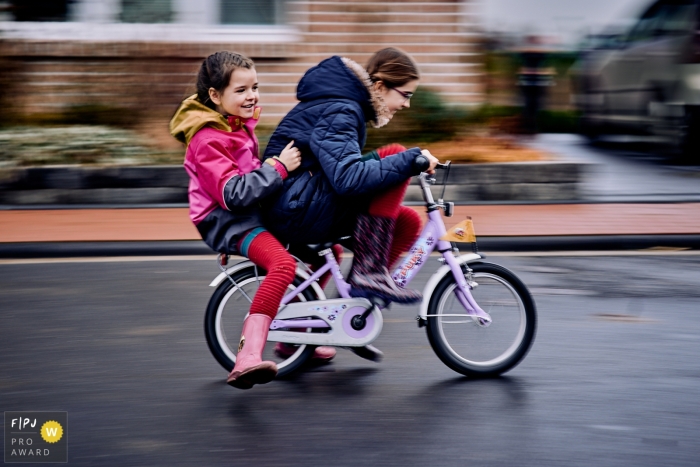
[
  {"xmin": 272, "ymin": 172, "xmax": 491, "ymax": 330},
  {"xmin": 206, "ymin": 169, "xmax": 536, "ymax": 377}
]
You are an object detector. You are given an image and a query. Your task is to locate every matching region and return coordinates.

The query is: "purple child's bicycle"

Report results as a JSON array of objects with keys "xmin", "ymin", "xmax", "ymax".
[{"xmin": 204, "ymin": 162, "xmax": 537, "ymax": 378}]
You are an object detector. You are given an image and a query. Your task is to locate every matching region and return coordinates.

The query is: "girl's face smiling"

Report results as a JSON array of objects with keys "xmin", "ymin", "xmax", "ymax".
[
  {"xmin": 209, "ymin": 67, "xmax": 259, "ymax": 119},
  {"xmin": 375, "ymin": 79, "xmax": 419, "ymax": 120}
]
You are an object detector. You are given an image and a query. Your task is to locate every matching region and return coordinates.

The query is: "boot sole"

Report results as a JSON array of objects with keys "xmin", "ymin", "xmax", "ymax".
[{"xmin": 227, "ymin": 364, "xmax": 278, "ymax": 390}]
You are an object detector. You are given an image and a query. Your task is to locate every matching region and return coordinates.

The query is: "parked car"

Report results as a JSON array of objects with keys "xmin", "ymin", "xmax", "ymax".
[{"xmin": 571, "ymin": 0, "xmax": 700, "ymax": 161}]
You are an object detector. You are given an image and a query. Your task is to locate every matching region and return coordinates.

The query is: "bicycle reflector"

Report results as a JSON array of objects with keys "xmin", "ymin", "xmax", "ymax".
[{"xmin": 440, "ymin": 217, "xmax": 477, "ymax": 243}]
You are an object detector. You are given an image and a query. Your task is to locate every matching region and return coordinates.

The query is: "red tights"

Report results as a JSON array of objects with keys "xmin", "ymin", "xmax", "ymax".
[
  {"xmin": 239, "ymin": 231, "xmax": 296, "ymax": 320},
  {"xmin": 238, "ymin": 231, "xmax": 343, "ymax": 319}
]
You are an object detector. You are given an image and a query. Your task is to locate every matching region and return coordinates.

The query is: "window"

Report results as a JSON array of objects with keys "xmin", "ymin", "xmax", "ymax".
[
  {"xmin": 121, "ymin": 0, "xmax": 172, "ymax": 23},
  {"xmin": 626, "ymin": 0, "xmax": 699, "ymax": 42},
  {"xmin": 220, "ymin": 0, "xmax": 285, "ymax": 25},
  {"xmin": 626, "ymin": 1, "xmax": 666, "ymax": 43},
  {"xmin": 0, "ymin": 0, "xmax": 299, "ymax": 43},
  {"xmin": 655, "ymin": 2, "xmax": 697, "ymax": 36},
  {"xmin": 7, "ymin": 0, "xmax": 72, "ymax": 21}
]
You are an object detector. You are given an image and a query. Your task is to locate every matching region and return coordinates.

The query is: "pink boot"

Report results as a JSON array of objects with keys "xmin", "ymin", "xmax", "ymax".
[
  {"xmin": 227, "ymin": 314, "xmax": 278, "ymax": 389},
  {"xmin": 274, "ymin": 342, "xmax": 336, "ymax": 362}
]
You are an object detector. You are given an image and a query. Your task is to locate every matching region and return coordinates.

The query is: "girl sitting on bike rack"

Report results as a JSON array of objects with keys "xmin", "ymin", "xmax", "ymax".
[
  {"xmin": 263, "ymin": 47, "xmax": 439, "ymax": 305},
  {"xmin": 170, "ymin": 51, "xmax": 334, "ymax": 390}
]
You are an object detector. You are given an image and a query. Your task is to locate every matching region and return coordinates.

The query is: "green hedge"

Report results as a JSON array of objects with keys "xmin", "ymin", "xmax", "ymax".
[{"xmin": 365, "ymin": 87, "xmax": 468, "ymax": 148}]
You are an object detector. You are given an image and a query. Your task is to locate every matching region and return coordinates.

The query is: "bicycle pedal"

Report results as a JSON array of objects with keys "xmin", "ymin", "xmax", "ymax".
[
  {"xmin": 347, "ymin": 345, "xmax": 384, "ymax": 362},
  {"xmin": 368, "ymin": 296, "xmax": 390, "ymax": 309}
]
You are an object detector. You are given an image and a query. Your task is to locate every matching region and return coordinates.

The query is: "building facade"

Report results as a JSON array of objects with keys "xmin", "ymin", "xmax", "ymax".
[{"xmin": 0, "ymin": 0, "xmax": 483, "ymax": 124}]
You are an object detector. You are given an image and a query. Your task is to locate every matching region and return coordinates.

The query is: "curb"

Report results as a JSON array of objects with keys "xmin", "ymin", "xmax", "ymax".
[
  {"xmin": 0, "ymin": 161, "xmax": 585, "ymax": 205},
  {"xmin": 1, "ymin": 235, "xmax": 699, "ymax": 259}
]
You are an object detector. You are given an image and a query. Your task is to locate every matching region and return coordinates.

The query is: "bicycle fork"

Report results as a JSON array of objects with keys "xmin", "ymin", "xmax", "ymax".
[
  {"xmin": 441, "ymin": 250, "xmax": 492, "ymax": 327},
  {"xmin": 392, "ymin": 213, "xmax": 492, "ymax": 326}
]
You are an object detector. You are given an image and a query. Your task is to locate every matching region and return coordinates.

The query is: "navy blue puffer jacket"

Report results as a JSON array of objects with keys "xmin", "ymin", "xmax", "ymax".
[{"xmin": 263, "ymin": 56, "xmax": 422, "ymax": 244}]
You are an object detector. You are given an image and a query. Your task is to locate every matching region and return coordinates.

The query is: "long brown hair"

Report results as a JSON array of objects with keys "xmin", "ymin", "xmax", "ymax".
[
  {"xmin": 196, "ymin": 51, "xmax": 255, "ymax": 110},
  {"xmin": 365, "ymin": 47, "xmax": 420, "ymax": 88}
]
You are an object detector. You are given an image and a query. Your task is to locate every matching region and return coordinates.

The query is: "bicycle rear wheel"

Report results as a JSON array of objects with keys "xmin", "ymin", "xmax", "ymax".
[
  {"xmin": 426, "ymin": 262, "xmax": 536, "ymax": 377},
  {"xmin": 204, "ymin": 264, "xmax": 320, "ymax": 378}
]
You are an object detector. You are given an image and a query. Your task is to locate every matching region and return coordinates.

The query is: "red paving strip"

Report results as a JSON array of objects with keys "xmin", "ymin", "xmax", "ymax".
[
  {"xmin": 448, "ymin": 204, "xmax": 700, "ymax": 236},
  {"xmin": 1, "ymin": 204, "xmax": 700, "ymax": 243},
  {"xmin": 0, "ymin": 208, "xmax": 198, "ymax": 243}
]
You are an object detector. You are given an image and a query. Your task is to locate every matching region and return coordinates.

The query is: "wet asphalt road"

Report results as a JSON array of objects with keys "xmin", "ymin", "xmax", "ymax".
[{"xmin": 2, "ymin": 253, "xmax": 700, "ymax": 466}]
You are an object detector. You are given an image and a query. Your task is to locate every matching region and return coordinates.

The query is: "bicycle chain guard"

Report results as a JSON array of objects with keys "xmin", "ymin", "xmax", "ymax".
[{"xmin": 267, "ymin": 297, "xmax": 383, "ymax": 347}]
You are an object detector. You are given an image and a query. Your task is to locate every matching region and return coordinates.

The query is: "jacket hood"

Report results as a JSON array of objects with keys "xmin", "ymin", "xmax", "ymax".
[
  {"xmin": 169, "ymin": 94, "xmax": 232, "ymax": 145},
  {"xmin": 296, "ymin": 56, "xmax": 391, "ymax": 128}
]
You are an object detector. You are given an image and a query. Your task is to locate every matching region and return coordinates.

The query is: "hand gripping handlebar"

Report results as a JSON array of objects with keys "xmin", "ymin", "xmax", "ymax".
[{"xmin": 413, "ymin": 155, "xmax": 450, "ymax": 172}]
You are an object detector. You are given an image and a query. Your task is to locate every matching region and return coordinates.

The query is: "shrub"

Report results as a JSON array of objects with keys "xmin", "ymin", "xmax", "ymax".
[
  {"xmin": 0, "ymin": 126, "xmax": 180, "ymax": 167},
  {"xmin": 365, "ymin": 87, "xmax": 468, "ymax": 149}
]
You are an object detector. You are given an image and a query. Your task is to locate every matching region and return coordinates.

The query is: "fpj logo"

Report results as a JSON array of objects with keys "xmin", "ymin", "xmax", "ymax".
[{"xmin": 4, "ymin": 412, "xmax": 67, "ymax": 463}]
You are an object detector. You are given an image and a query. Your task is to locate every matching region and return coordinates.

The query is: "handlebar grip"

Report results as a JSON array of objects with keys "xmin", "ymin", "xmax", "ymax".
[{"xmin": 413, "ymin": 155, "xmax": 430, "ymax": 172}]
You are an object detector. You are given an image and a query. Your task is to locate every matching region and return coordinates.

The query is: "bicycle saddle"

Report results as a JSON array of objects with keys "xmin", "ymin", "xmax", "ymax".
[{"xmin": 303, "ymin": 236, "xmax": 352, "ymax": 253}]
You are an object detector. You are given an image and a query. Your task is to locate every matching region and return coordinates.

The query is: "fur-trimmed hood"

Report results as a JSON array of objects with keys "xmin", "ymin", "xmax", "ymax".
[{"xmin": 296, "ymin": 56, "xmax": 391, "ymax": 128}]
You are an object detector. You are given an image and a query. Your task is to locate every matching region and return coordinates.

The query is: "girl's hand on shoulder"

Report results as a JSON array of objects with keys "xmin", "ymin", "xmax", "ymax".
[
  {"xmin": 278, "ymin": 140, "xmax": 302, "ymax": 172},
  {"xmin": 421, "ymin": 149, "xmax": 440, "ymax": 174}
]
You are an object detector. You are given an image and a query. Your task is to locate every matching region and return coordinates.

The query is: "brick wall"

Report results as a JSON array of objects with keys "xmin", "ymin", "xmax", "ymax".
[{"xmin": 0, "ymin": 0, "xmax": 483, "ymax": 125}]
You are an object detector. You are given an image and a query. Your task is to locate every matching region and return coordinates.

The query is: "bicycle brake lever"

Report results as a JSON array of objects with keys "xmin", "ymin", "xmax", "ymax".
[
  {"xmin": 445, "ymin": 202, "xmax": 454, "ymax": 217},
  {"xmin": 437, "ymin": 200, "xmax": 454, "ymax": 217}
]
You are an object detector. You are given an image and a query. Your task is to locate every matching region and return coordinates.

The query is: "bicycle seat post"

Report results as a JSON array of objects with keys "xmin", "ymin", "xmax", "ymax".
[{"xmin": 317, "ymin": 245, "xmax": 351, "ymax": 298}]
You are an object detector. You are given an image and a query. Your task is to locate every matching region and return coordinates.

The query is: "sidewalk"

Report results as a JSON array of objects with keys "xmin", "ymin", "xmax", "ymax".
[
  {"xmin": 526, "ymin": 134, "xmax": 700, "ymax": 203},
  {"xmin": 1, "ymin": 203, "xmax": 699, "ymax": 244}
]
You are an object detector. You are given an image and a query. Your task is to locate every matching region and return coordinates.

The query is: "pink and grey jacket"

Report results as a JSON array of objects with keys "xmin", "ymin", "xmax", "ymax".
[{"xmin": 170, "ymin": 95, "xmax": 288, "ymax": 254}]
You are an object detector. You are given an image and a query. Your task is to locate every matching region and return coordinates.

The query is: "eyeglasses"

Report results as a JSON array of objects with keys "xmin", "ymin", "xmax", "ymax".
[{"xmin": 390, "ymin": 87, "xmax": 414, "ymax": 101}]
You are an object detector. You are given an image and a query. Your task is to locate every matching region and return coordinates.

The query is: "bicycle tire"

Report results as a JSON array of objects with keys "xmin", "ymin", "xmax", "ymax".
[
  {"xmin": 204, "ymin": 265, "xmax": 320, "ymax": 378},
  {"xmin": 426, "ymin": 262, "xmax": 537, "ymax": 377}
]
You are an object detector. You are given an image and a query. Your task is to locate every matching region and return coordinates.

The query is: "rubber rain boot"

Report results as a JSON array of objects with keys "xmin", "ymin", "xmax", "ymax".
[
  {"xmin": 349, "ymin": 214, "xmax": 422, "ymax": 304},
  {"xmin": 227, "ymin": 314, "xmax": 278, "ymax": 389}
]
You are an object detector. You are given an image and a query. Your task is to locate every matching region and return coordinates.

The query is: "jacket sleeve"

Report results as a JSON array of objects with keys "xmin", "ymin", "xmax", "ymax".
[
  {"xmin": 310, "ymin": 103, "xmax": 421, "ymax": 196},
  {"xmin": 194, "ymin": 137, "xmax": 284, "ymax": 210}
]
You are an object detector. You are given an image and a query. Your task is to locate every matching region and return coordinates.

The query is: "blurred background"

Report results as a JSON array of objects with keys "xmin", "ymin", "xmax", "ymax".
[
  {"xmin": 4, "ymin": 0, "xmax": 698, "ymax": 167},
  {"xmin": 3, "ymin": 3, "xmax": 700, "ymax": 466}
]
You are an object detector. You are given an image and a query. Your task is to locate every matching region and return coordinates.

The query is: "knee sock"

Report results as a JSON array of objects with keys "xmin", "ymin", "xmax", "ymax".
[
  {"xmin": 239, "ymin": 231, "xmax": 297, "ymax": 320},
  {"xmin": 388, "ymin": 207, "xmax": 422, "ymax": 269},
  {"xmin": 364, "ymin": 144, "xmax": 421, "ymax": 267}
]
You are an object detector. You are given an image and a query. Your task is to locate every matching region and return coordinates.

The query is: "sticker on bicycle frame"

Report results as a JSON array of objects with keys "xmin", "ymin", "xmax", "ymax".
[
  {"xmin": 307, "ymin": 304, "xmax": 347, "ymax": 321},
  {"xmin": 440, "ymin": 218, "xmax": 476, "ymax": 243},
  {"xmin": 392, "ymin": 235, "xmax": 434, "ymax": 288}
]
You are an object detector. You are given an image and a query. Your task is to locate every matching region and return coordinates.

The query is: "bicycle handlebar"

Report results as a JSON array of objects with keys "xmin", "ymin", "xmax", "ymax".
[
  {"xmin": 414, "ymin": 155, "xmax": 451, "ymax": 173},
  {"xmin": 413, "ymin": 155, "xmax": 430, "ymax": 172}
]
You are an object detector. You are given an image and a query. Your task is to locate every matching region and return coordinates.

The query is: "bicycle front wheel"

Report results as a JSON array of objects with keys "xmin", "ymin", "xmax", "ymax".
[
  {"xmin": 426, "ymin": 262, "xmax": 537, "ymax": 377},
  {"xmin": 204, "ymin": 264, "xmax": 320, "ymax": 378}
]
